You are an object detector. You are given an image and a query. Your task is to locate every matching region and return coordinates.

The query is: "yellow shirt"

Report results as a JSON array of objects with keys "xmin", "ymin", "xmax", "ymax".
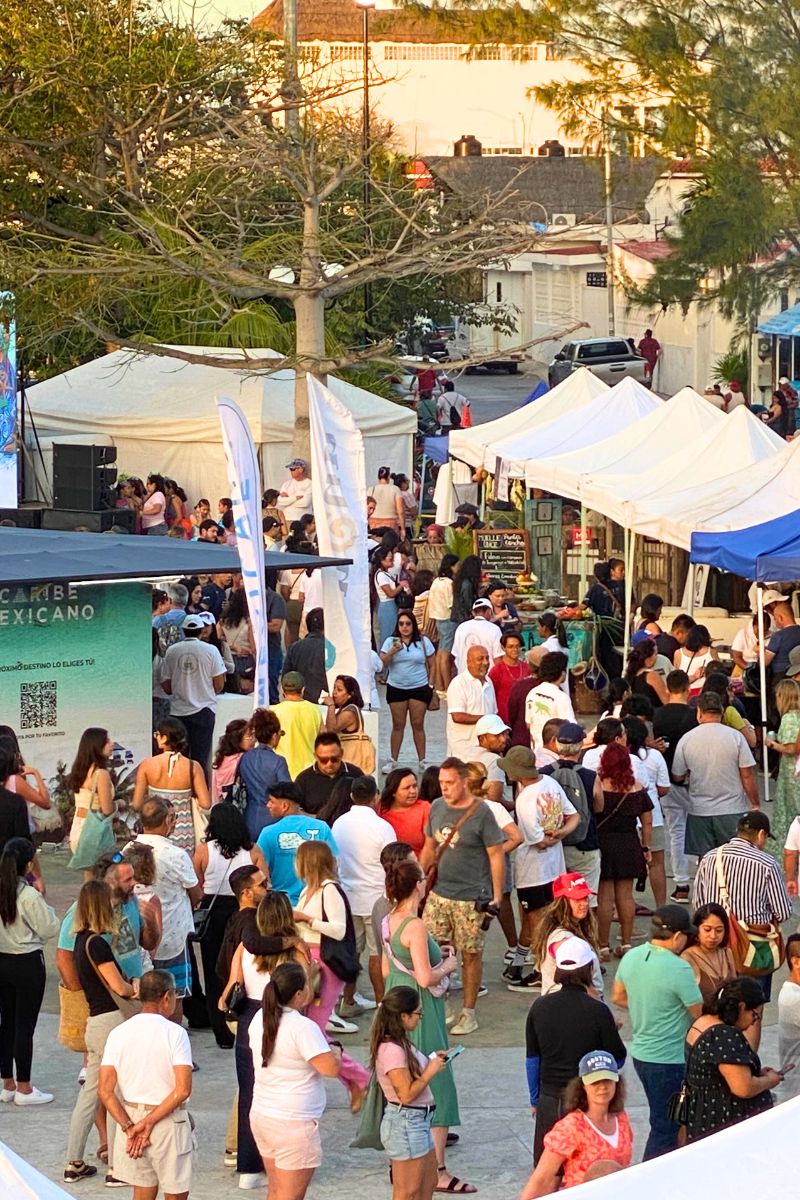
[{"xmin": 271, "ymin": 700, "xmax": 322, "ymax": 778}]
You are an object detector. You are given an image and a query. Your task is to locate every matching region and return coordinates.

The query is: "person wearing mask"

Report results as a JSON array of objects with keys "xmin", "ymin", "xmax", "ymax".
[
  {"xmin": 683, "ymin": 977, "xmax": 783, "ymax": 1141},
  {"xmin": 525, "ymin": 936, "xmax": 626, "ymax": 1162},
  {"xmin": 247, "ymin": 961, "xmax": 341, "ymax": 1200},
  {"xmin": 283, "ymin": 607, "xmax": 328, "ymax": 703},
  {"xmin": 672, "ymin": 691, "xmax": 759, "ymax": 859},
  {"xmin": 420, "ymin": 758, "xmax": 505, "ymax": 1036},
  {"xmin": 520, "ymin": 1050, "xmax": 632, "ymax": 1197},
  {"xmin": 278, "ymin": 458, "xmax": 313, "ymax": 519},
  {"xmin": 255, "ymin": 783, "xmax": 337, "ymax": 905},
  {"xmin": 525, "ymin": 652, "xmax": 575, "ymax": 750},
  {"xmin": 488, "ymin": 632, "xmax": 529, "ymax": 725},
  {"xmin": 135, "ymin": 797, "xmax": 203, "ymax": 1024},
  {"xmin": 695, "ymin": 810, "xmax": 792, "ymax": 1002},
  {"xmin": 161, "ymin": 615, "xmax": 226, "ymax": 773},
  {"xmin": 612, "ymin": 905, "xmax": 703, "ymax": 1158},
  {"xmin": 331, "ymin": 776, "xmax": 394, "ymax": 1010},
  {"xmin": 294, "ymin": 732, "xmax": 364, "ymax": 818},
  {"xmin": 451, "ymin": 598, "xmax": 503, "ymax": 675},
  {"xmin": 0, "ymin": 838, "xmax": 59, "ymax": 1109},
  {"xmin": 63, "ymin": 880, "xmax": 140, "ymax": 1185},
  {"xmin": 445, "ymin": 645, "xmax": 498, "ymax": 763},
  {"xmin": 237, "ymin": 708, "xmax": 291, "ymax": 841},
  {"xmin": 379, "ymin": 770, "xmax": 431, "ymax": 856},
  {"xmin": 271, "ymin": 672, "xmax": 323, "ymax": 779},
  {"xmin": 652, "ymin": 669, "xmax": 697, "ymax": 904},
  {"xmin": 98, "ymin": 970, "xmax": 194, "ymax": 1198}
]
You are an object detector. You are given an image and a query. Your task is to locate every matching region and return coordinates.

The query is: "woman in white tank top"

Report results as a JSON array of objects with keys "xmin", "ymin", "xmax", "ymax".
[
  {"xmin": 192, "ymin": 804, "xmax": 268, "ymax": 1048},
  {"xmin": 673, "ymin": 624, "xmax": 718, "ymax": 694}
]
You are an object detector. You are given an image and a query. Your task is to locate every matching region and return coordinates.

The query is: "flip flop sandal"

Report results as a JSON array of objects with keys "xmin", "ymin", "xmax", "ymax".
[
  {"xmin": 436, "ymin": 1173, "xmax": 477, "ymax": 1194},
  {"xmin": 614, "ymin": 944, "xmax": 632, "ymax": 958},
  {"xmin": 599, "ymin": 946, "xmax": 611, "ymax": 962},
  {"xmin": 446, "ymin": 1132, "xmax": 460, "ymax": 1146}
]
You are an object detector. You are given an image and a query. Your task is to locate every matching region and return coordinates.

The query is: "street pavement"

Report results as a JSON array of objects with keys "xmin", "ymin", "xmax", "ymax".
[{"xmin": 3, "ymin": 702, "xmax": 794, "ymax": 1199}]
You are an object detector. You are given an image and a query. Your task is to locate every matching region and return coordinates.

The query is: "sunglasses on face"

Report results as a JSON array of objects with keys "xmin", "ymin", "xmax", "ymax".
[{"xmin": 318, "ymin": 755, "xmax": 342, "ymax": 765}]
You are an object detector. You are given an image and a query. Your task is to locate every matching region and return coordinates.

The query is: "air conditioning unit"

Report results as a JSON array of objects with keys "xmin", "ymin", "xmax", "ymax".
[{"xmin": 551, "ymin": 212, "xmax": 577, "ymax": 227}]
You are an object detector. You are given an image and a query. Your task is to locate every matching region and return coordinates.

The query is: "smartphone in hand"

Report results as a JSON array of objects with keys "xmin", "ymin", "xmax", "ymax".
[{"xmin": 443, "ymin": 1044, "xmax": 466, "ymax": 1064}]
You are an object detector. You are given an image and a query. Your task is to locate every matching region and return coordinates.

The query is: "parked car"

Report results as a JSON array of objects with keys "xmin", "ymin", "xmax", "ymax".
[{"xmin": 548, "ymin": 337, "xmax": 650, "ymax": 387}]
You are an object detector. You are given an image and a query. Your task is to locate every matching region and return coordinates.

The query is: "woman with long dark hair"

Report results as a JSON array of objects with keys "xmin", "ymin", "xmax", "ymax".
[
  {"xmin": 0, "ymin": 837, "xmax": 58, "ymax": 1108},
  {"xmin": 681, "ymin": 904, "xmax": 737, "ymax": 1005},
  {"xmin": 683, "ymin": 977, "xmax": 783, "ymax": 1142},
  {"xmin": 141, "ymin": 472, "xmax": 168, "ymax": 535},
  {"xmin": 68, "ymin": 728, "xmax": 116, "ymax": 877},
  {"xmin": 0, "ymin": 725, "xmax": 51, "ymax": 820},
  {"xmin": 451, "ymin": 555, "xmax": 483, "ymax": 624},
  {"xmin": 427, "ymin": 552, "xmax": 459, "ymax": 696},
  {"xmin": 622, "ymin": 716, "xmax": 669, "ymax": 906},
  {"xmin": 211, "ymin": 718, "xmax": 256, "ymax": 803},
  {"xmin": 372, "ymin": 544, "xmax": 411, "ymax": 648},
  {"xmin": 379, "ymin": 610, "xmax": 435, "ymax": 775},
  {"xmin": 132, "ymin": 717, "xmax": 210, "ymax": 853},
  {"xmin": 193, "ymin": 804, "xmax": 268, "ymax": 1047},
  {"xmin": 673, "ymin": 623, "xmax": 718, "ymax": 694},
  {"xmin": 530, "ymin": 874, "xmax": 602, "ymax": 996},
  {"xmin": 218, "ymin": 587, "xmax": 256, "ymax": 694},
  {"xmin": 624, "ymin": 638, "xmax": 668, "ymax": 709},
  {"xmin": 248, "ymin": 961, "xmax": 341, "ymax": 1200},
  {"xmin": 595, "ymin": 742, "xmax": 653, "ymax": 961},
  {"xmin": 63, "ymin": 880, "xmax": 138, "ymax": 1184},
  {"xmin": 371, "ymin": 986, "xmax": 445, "ymax": 1200},
  {"xmin": 322, "ymin": 674, "xmax": 365, "ymax": 736}
]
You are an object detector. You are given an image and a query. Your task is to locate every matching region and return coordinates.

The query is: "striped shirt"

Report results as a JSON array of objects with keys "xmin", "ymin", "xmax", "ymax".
[{"xmin": 693, "ymin": 838, "xmax": 792, "ymax": 925}]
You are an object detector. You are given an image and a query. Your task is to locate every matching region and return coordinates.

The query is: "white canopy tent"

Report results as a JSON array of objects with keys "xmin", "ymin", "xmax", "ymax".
[
  {"xmin": 448, "ymin": 368, "xmax": 609, "ymax": 469},
  {"xmin": 26, "ymin": 347, "xmax": 415, "ymax": 506}
]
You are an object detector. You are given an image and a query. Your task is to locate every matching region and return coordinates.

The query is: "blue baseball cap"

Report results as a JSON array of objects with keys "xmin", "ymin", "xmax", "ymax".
[
  {"xmin": 578, "ymin": 1051, "xmax": 619, "ymax": 1084},
  {"xmin": 631, "ymin": 630, "xmax": 654, "ymax": 647}
]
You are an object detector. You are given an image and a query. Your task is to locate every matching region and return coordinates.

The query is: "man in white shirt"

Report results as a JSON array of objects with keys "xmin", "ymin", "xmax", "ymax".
[
  {"xmin": 135, "ymin": 798, "xmax": 202, "ymax": 1025},
  {"xmin": 446, "ymin": 646, "xmax": 498, "ymax": 760},
  {"xmin": 162, "ymin": 614, "xmax": 225, "ymax": 774},
  {"xmin": 452, "ymin": 598, "xmax": 503, "ymax": 673},
  {"xmin": 436, "ymin": 380, "xmax": 470, "ymax": 430},
  {"xmin": 525, "ymin": 651, "xmax": 575, "ymax": 749},
  {"xmin": 278, "ymin": 458, "xmax": 313, "ymax": 519},
  {"xmin": 99, "ymin": 969, "xmax": 194, "ymax": 1199},
  {"xmin": 331, "ymin": 776, "xmax": 395, "ymax": 1013}
]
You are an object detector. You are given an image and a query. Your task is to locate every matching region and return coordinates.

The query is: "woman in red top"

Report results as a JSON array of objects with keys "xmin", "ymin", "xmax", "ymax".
[
  {"xmin": 488, "ymin": 632, "xmax": 530, "ymax": 725},
  {"xmin": 521, "ymin": 1051, "xmax": 632, "ymax": 1196},
  {"xmin": 379, "ymin": 770, "xmax": 431, "ymax": 856}
]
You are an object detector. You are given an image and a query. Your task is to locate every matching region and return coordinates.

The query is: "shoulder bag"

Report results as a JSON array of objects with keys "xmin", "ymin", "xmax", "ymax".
[
  {"xmin": 68, "ymin": 773, "xmax": 117, "ymax": 871},
  {"xmin": 58, "ymin": 984, "xmax": 89, "ymax": 1053},
  {"xmin": 339, "ymin": 708, "xmax": 377, "ymax": 774},
  {"xmin": 424, "ymin": 799, "xmax": 482, "ymax": 901},
  {"xmin": 320, "ymin": 881, "xmax": 361, "ymax": 984},
  {"xmin": 714, "ymin": 846, "xmax": 785, "ymax": 976},
  {"xmin": 381, "ymin": 913, "xmax": 449, "ymax": 999},
  {"xmin": 86, "ymin": 934, "xmax": 141, "ymax": 1021},
  {"xmin": 666, "ymin": 1025, "xmax": 707, "ymax": 1125},
  {"xmin": 350, "ymin": 1072, "xmax": 386, "ymax": 1150},
  {"xmin": 190, "ymin": 855, "xmax": 233, "ymax": 943}
]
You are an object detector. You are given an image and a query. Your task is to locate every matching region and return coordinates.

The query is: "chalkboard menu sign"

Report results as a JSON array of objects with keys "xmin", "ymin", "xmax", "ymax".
[{"xmin": 473, "ymin": 528, "xmax": 530, "ymax": 577}]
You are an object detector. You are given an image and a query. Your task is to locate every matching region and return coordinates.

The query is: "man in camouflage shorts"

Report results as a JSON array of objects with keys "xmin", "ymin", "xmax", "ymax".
[{"xmin": 420, "ymin": 757, "xmax": 505, "ymax": 1036}]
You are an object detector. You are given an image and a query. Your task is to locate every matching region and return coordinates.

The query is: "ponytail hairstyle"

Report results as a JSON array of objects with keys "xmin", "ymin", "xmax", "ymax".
[
  {"xmin": 377, "ymin": 466, "xmax": 391, "ymax": 482},
  {"xmin": 538, "ymin": 610, "xmax": 568, "ymax": 648},
  {"xmin": 370, "ymin": 986, "xmax": 423, "ymax": 1078},
  {"xmin": 624, "ymin": 639, "xmax": 657, "ymax": 684},
  {"xmin": 260, "ymin": 960, "xmax": 309, "ymax": 1066},
  {"xmin": 385, "ymin": 857, "xmax": 424, "ymax": 905},
  {"xmin": 0, "ymin": 837, "xmax": 34, "ymax": 927}
]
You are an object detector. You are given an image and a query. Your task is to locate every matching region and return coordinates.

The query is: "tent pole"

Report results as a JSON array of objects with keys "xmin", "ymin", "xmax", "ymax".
[
  {"xmin": 622, "ymin": 530, "xmax": 635, "ymax": 671},
  {"xmin": 579, "ymin": 501, "xmax": 588, "ymax": 601},
  {"xmin": 757, "ymin": 584, "xmax": 770, "ymax": 805},
  {"xmin": 688, "ymin": 563, "xmax": 696, "ymax": 617}
]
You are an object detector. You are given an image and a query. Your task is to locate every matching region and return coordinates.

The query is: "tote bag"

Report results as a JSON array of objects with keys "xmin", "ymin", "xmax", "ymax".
[
  {"xmin": 68, "ymin": 777, "xmax": 116, "ymax": 871},
  {"xmin": 339, "ymin": 709, "xmax": 377, "ymax": 774}
]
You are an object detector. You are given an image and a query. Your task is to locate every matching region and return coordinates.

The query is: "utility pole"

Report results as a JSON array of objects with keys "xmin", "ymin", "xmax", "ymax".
[
  {"xmin": 603, "ymin": 110, "xmax": 616, "ymax": 336},
  {"xmin": 283, "ymin": 0, "xmax": 300, "ymax": 140}
]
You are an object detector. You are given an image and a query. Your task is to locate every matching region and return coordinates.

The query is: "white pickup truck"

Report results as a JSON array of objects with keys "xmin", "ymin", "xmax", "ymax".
[{"xmin": 548, "ymin": 337, "xmax": 650, "ymax": 387}]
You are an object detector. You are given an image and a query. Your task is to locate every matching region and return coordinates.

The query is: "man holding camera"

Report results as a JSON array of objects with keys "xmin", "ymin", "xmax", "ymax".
[{"xmin": 420, "ymin": 757, "xmax": 505, "ymax": 1035}]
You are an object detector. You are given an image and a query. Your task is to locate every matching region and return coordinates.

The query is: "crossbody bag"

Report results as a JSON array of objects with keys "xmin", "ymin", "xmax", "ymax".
[{"xmin": 714, "ymin": 846, "xmax": 785, "ymax": 976}]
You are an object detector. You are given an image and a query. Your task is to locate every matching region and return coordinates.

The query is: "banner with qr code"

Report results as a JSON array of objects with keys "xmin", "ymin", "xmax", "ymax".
[{"xmin": 0, "ymin": 582, "xmax": 151, "ymax": 792}]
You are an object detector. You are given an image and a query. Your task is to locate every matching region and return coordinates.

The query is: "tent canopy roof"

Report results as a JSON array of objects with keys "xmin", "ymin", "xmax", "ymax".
[
  {"xmin": 28, "ymin": 347, "xmax": 416, "ymax": 444},
  {"xmin": 758, "ymin": 302, "xmax": 800, "ymax": 336},
  {"xmin": 691, "ymin": 507, "xmax": 800, "ymax": 582},
  {"xmin": 0, "ymin": 527, "xmax": 349, "ymax": 585}
]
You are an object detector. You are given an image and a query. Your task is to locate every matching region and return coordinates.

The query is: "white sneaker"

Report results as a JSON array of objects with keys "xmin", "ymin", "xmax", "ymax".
[
  {"xmin": 326, "ymin": 1012, "xmax": 358, "ymax": 1035},
  {"xmin": 381, "ymin": 760, "xmax": 397, "ymax": 775},
  {"xmin": 450, "ymin": 1011, "xmax": 478, "ymax": 1036},
  {"xmin": 352, "ymin": 992, "xmax": 377, "ymax": 1010},
  {"xmin": 77, "ymin": 1067, "xmax": 87, "ymax": 1086},
  {"xmin": 238, "ymin": 1173, "xmax": 266, "ymax": 1190},
  {"xmin": 14, "ymin": 1086, "xmax": 54, "ymax": 1106},
  {"xmin": 0, "ymin": 1088, "xmax": 15, "ymax": 1103}
]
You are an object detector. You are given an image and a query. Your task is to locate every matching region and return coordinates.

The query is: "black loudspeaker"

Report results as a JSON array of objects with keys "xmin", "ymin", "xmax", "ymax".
[
  {"xmin": 0, "ymin": 507, "xmax": 42, "ymax": 528},
  {"xmin": 53, "ymin": 444, "xmax": 118, "ymax": 511},
  {"xmin": 41, "ymin": 508, "xmax": 135, "ymax": 533}
]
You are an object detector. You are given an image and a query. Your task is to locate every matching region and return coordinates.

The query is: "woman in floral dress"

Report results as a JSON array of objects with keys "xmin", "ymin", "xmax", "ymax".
[{"xmin": 767, "ymin": 678, "xmax": 800, "ymax": 854}]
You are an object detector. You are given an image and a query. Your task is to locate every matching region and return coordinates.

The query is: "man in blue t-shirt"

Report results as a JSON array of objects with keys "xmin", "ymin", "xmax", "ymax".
[
  {"xmin": 765, "ymin": 602, "xmax": 800, "ymax": 679},
  {"xmin": 256, "ymin": 782, "xmax": 337, "ymax": 904},
  {"xmin": 56, "ymin": 852, "xmax": 160, "ymax": 984}
]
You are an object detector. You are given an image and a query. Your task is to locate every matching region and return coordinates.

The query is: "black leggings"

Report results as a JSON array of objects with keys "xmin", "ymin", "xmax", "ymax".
[
  {"xmin": 0, "ymin": 950, "xmax": 46, "ymax": 1083},
  {"xmin": 197, "ymin": 895, "xmax": 238, "ymax": 1047}
]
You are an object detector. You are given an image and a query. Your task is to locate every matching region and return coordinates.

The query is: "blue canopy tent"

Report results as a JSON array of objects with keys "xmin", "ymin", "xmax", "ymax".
[
  {"xmin": 522, "ymin": 380, "xmax": 549, "ymax": 406},
  {"xmin": 690, "ymin": 508, "xmax": 800, "ymax": 797}
]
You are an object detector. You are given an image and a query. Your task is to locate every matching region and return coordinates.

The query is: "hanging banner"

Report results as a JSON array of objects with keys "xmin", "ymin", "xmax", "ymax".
[
  {"xmin": 0, "ymin": 301, "xmax": 17, "ymax": 508},
  {"xmin": 216, "ymin": 395, "xmax": 269, "ymax": 709},
  {"xmin": 0, "ymin": 583, "xmax": 151, "ymax": 792},
  {"xmin": 307, "ymin": 376, "xmax": 372, "ymax": 700}
]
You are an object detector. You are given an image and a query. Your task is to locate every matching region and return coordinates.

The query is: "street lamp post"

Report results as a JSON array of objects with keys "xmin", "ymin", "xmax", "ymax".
[{"xmin": 355, "ymin": 0, "xmax": 375, "ymax": 343}]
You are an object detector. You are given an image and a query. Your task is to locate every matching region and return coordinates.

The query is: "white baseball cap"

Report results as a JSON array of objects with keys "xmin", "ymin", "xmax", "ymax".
[
  {"xmin": 475, "ymin": 714, "xmax": 511, "ymax": 737},
  {"xmin": 553, "ymin": 936, "xmax": 595, "ymax": 971}
]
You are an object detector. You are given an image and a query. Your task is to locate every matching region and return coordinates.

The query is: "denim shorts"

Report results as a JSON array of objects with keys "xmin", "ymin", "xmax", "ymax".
[
  {"xmin": 436, "ymin": 619, "xmax": 457, "ymax": 653},
  {"xmin": 380, "ymin": 1103, "xmax": 435, "ymax": 1161}
]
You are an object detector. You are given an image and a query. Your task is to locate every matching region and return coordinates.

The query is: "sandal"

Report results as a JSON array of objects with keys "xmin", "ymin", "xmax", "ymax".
[
  {"xmin": 96, "ymin": 1144, "xmax": 109, "ymax": 1165},
  {"xmin": 598, "ymin": 946, "xmax": 611, "ymax": 962},
  {"xmin": 435, "ymin": 1175, "xmax": 478, "ymax": 1194},
  {"xmin": 614, "ymin": 944, "xmax": 632, "ymax": 958}
]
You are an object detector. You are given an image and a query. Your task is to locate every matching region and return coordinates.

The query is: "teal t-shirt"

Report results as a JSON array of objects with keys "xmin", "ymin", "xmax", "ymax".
[
  {"xmin": 615, "ymin": 942, "xmax": 702, "ymax": 1063},
  {"xmin": 256, "ymin": 815, "xmax": 338, "ymax": 905},
  {"xmin": 58, "ymin": 896, "xmax": 143, "ymax": 980}
]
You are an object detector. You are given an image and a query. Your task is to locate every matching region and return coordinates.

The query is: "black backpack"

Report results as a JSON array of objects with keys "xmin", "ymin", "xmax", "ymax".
[
  {"xmin": 449, "ymin": 403, "xmax": 462, "ymax": 429},
  {"xmin": 552, "ymin": 764, "xmax": 591, "ymax": 846}
]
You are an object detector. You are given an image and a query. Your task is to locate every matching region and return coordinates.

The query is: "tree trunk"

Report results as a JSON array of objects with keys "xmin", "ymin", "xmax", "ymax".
[{"xmin": 292, "ymin": 191, "xmax": 326, "ymax": 461}]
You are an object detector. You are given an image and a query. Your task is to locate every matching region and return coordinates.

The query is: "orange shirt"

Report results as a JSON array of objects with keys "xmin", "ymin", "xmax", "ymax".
[
  {"xmin": 544, "ymin": 1109, "xmax": 633, "ymax": 1188},
  {"xmin": 381, "ymin": 800, "xmax": 432, "ymax": 855}
]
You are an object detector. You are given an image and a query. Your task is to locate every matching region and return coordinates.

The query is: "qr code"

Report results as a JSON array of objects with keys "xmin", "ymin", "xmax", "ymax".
[{"xmin": 20, "ymin": 680, "xmax": 58, "ymax": 730}]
